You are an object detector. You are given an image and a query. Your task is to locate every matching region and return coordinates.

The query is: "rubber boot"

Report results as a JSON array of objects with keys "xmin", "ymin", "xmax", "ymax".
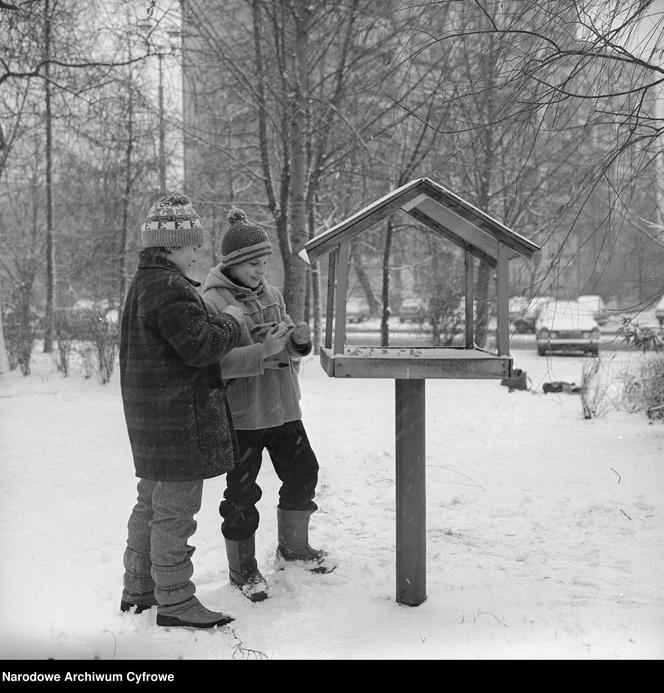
[
  {"xmin": 156, "ymin": 596, "xmax": 234, "ymax": 629},
  {"xmin": 120, "ymin": 590, "xmax": 158, "ymax": 614},
  {"xmin": 225, "ymin": 535, "xmax": 269, "ymax": 602},
  {"xmin": 274, "ymin": 508, "xmax": 337, "ymax": 574}
]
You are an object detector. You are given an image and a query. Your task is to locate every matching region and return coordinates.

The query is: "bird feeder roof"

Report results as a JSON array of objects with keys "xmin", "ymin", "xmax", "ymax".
[{"xmin": 300, "ymin": 178, "xmax": 540, "ymax": 267}]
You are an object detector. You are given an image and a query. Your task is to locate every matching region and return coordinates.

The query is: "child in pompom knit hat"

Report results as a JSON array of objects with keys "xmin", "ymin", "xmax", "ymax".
[
  {"xmin": 119, "ymin": 193, "xmax": 246, "ymax": 628},
  {"xmin": 202, "ymin": 207, "xmax": 336, "ymax": 603}
]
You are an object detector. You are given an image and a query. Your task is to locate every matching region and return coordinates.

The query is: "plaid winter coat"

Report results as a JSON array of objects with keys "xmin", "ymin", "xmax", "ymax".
[{"xmin": 120, "ymin": 250, "xmax": 242, "ymax": 481}]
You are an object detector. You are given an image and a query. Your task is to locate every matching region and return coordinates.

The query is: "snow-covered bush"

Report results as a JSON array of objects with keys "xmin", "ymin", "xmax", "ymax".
[
  {"xmin": 621, "ymin": 353, "xmax": 664, "ymax": 419},
  {"xmin": 428, "ymin": 283, "xmax": 465, "ymax": 347},
  {"xmin": 426, "ymin": 257, "xmax": 465, "ymax": 347},
  {"xmin": 77, "ymin": 307, "xmax": 118, "ymax": 385},
  {"xmin": 89, "ymin": 317, "xmax": 118, "ymax": 385},
  {"xmin": 578, "ymin": 354, "xmax": 626, "ymax": 419},
  {"xmin": 57, "ymin": 303, "xmax": 119, "ymax": 383},
  {"xmin": 2, "ymin": 304, "xmax": 38, "ymax": 376},
  {"xmin": 618, "ymin": 319, "xmax": 664, "ymax": 353},
  {"xmin": 54, "ymin": 308, "xmax": 77, "ymax": 376},
  {"xmin": 618, "ymin": 319, "xmax": 664, "ymax": 419}
]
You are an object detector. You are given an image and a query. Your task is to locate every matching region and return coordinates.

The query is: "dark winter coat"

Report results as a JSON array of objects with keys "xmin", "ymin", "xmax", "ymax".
[{"xmin": 120, "ymin": 249, "xmax": 242, "ymax": 481}]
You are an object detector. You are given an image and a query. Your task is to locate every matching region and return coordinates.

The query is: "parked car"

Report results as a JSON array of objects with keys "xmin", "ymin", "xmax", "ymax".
[
  {"xmin": 577, "ymin": 294, "xmax": 609, "ymax": 325},
  {"xmin": 399, "ymin": 297, "xmax": 427, "ymax": 323},
  {"xmin": 513, "ymin": 295, "xmax": 554, "ymax": 333},
  {"xmin": 655, "ymin": 295, "xmax": 664, "ymax": 327},
  {"xmin": 535, "ymin": 300, "xmax": 600, "ymax": 357},
  {"xmin": 345, "ymin": 298, "xmax": 370, "ymax": 323}
]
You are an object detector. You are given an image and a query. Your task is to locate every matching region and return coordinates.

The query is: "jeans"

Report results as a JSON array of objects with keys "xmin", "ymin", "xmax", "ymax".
[
  {"xmin": 122, "ymin": 477, "xmax": 204, "ymax": 606},
  {"xmin": 219, "ymin": 420, "xmax": 319, "ymax": 541}
]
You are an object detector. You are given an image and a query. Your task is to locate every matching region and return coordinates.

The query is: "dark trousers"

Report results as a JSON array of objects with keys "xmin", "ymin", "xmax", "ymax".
[{"xmin": 219, "ymin": 419, "xmax": 319, "ymax": 541}]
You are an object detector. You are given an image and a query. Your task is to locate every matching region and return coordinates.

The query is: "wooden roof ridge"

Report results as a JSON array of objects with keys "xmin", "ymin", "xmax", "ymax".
[
  {"xmin": 300, "ymin": 177, "xmax": 540, "ymax": 263},
  {"xmin": 417, "ymin": 178, "xmax": 540, "ymax": 257}
]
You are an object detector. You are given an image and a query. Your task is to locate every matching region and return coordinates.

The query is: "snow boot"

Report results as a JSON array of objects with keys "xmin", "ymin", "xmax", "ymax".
[
  {"xmin": 225, "ymin": 535, "xmax": 269, "ymax": 602},
  {"xmin": 120, "ymin": 590, "xmax": 158, "ymax": 614},
  {"xmin": 155, "ymin": 596, "xmax": 234, "ymax": 629},
  {"xmin": 274, "ymin": 508, "xmax": 337, "ymax": 574}
]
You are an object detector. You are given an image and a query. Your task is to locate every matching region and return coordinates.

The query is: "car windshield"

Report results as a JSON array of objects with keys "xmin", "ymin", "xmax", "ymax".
[
  {"xmin": 578, "ymin": 295, "xmax": 603, "ymax": 306},
  {"xmin": 538, "ymin": 301, "xmax": 598, "ymax": 328}
]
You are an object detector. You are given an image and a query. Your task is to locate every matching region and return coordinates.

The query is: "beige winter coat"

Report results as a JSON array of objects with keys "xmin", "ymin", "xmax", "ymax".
[{"xmin": 201, "ymin": 266, "xmax": 311, "ymax": 430}]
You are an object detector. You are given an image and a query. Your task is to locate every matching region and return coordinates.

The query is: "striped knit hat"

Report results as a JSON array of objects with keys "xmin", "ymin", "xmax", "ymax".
[
  {"xmin": 221, "ymin": 208, "xmax": 272, "ymax": 268},
  {"xmin": 141, "ymin": 193, "xmax": 204, "ymax": 248}
]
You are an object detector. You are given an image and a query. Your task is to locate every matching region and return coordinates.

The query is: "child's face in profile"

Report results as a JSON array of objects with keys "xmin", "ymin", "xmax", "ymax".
[
  {"xmin": 229, "ymin": 257, "xmax": 270, "ymax": 289},
  {"xmin": 169, "ymin": 245, "xmax": 200, "ymax": 273}
]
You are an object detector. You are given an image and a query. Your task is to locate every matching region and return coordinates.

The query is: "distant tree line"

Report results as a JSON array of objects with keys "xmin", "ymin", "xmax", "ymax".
[
  {"xmin": 1, "ymin": 0, "xmax": 663, "ymax": 374},
  {"xmin": 180, "ymin": 0, "xmax": 664, "ymax": 345}
]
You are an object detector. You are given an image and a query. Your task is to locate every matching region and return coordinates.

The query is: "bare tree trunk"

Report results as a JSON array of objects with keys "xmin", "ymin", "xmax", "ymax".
[
  {"xmin": 0, "ymin": 290, "xmax": 8, "ymax": 375},
  {"xmin": 119, "ymin": 58, "xmax": 134, "ymax": 315},
  {"xmin": 352, "ymin": 251, "xmax": 379, "ymax": 313},
  {"xmin": 251, "ymin": 0, "xmax": 292, "ymax": 302},
  {"xmin": 307, "ymin": 200, "xmax": 322, "ymax": 353},
  {"xmin": 284, "ymin": 1, "xmax": 312, "ymax": 322},
  {"xmin": 16, "ymin": 271, "xmax": 36, "ymax": 376},
  {"xmin": 473, "ymin": 29, "xmax": 495, "ymax": 349},
  {"xmin": 43, "ymin": 0, "xmax": 55, "ymax": 353},
  {"xmin": 157, "ymin": 52, "xmax": 166, "ymax": 194},
  {"xmin": 0, "ymin": 122, "xmax": 6, "ymax": 178}
]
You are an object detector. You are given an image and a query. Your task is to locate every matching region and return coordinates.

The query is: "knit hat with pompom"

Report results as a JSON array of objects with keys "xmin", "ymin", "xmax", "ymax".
[
  {"xmin": 142, "ymin": 193, "xmax": 204, "ymax": 248},
  {"xmin": 221, "ymin": 208, "xmax": 273, "ymax": 267}
]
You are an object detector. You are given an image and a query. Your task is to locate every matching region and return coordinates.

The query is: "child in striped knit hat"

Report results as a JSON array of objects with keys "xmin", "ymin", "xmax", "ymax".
[
  {"xmin": 119, "ymin": 193, "xmax": 245, "ymax": 629},
  {"xmin": 202, "ymin": 208, "xmax": 337, "ymax": 603}
]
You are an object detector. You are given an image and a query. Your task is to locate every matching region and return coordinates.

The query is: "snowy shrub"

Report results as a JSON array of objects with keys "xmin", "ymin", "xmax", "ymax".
[
  {"xmin": 621, "ymin": 353, "xmax": 664, "ymax": 419},
  {"xmin": 90, "ymin": 318, "xmax": 118, "ymax": 385},
  {"xmin": 618, "ymin": 319, "xmax": 664, "ymax": 353},
  {"xmin": 580, "ymin": 355, "xmax": 621, "ymax": 419},
  {"xmin": 618, "ymin": 319, "xmax": 664, "ymax": 419},
  {"xmin": 78, "ymin": 342, "xmax": 95, "ymax": 380},
  {"xmin": 54, "ymin": 308, "xmax": 77, "ymax": 377},
  {"xmin": 2, "ymin": 307, "xmax": 18, "ymax": 371},
  {"xmin": 69, "ymin": 304, "xmax": 119, "ymax": 384},
  {"xmin": 427, "ymin": 260, "xmax": 465, "ymax": 348},
  {"xmin": 428, "ymin": 285, "xmax": 465, "ymax": 347},
  {"xmin": 2, "ymin": 304, "xmax": 37, "ymax": 376}
]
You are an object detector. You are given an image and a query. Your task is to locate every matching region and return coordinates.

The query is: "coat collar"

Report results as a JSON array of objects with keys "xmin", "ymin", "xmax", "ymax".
[
  {"xmin": 221, "ymin": 269, "xmax": 265, "ymax": 300},
  {"xmin": 137, "ymin": 248, "xmax": 201, "ymax": 287},
  {"xmin": 201, "ymin": 264, "xmax": 264, "ymax": 301}
]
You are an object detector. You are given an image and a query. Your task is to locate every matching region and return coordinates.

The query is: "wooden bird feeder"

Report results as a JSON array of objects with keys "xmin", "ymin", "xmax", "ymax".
[{"xmin": 299, "ymin": 178, "xmax": 540, "ymax": 606}]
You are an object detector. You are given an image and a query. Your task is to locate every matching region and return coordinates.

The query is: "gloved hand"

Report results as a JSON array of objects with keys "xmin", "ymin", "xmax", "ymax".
[
  {"xmin": 261, "ymin": 322, "xmax": 291, "ymax": 358},
  {"xmin": 250, "ymin": 322, "xmax": 278, "ymax": 343},
  {"xmin": 290, "ymin": 321, "xmax": 311, "ymax": 345}
]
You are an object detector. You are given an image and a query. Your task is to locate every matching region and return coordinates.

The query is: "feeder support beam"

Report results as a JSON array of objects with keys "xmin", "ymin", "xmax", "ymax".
[{"xmin": 395, "ymin": 378, "xmax": 427, "ymax": 606}]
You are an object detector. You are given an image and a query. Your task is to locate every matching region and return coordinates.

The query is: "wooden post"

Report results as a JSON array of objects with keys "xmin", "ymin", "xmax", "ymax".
[
  {"xmin": 395, "ymin": 378, "xmax": 426, "ymax": 606},
  {"xmin": 325, "ymin": 249, "xmax": 337, "ymax": 350},
  {"xmin": 496, "ymin": 245, "xmax": 509, "ymax": 356},
  {"xmin": 464, "ymin": 250, "xmax": 474, "ymax": 348},
  {"xmin": 334, "ymin": 241, "xmax": 350, "ymax": 355}
]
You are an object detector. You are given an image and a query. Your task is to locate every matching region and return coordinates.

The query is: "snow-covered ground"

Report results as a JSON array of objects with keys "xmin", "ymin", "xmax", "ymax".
[{"xmin": 0, "ymin": 345, "xmax": 662, "ymax": 660}]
